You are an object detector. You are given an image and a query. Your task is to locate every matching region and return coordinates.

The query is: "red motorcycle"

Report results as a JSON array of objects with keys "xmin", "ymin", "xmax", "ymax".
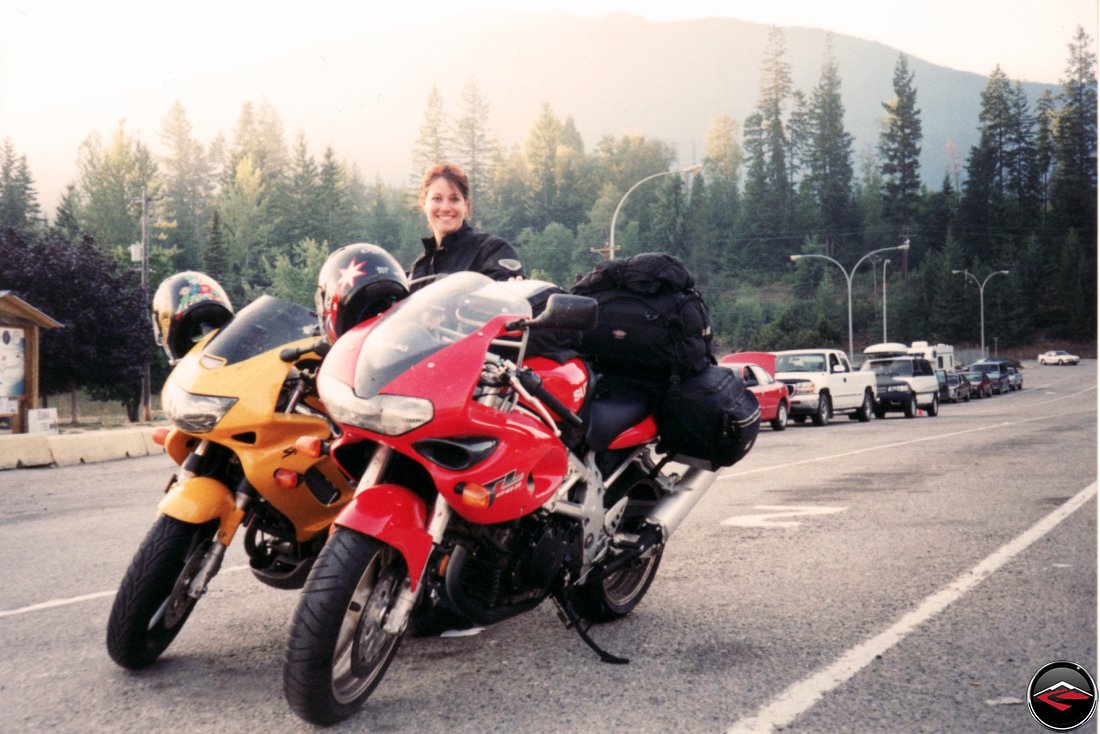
[{"xmin": 283, "ymin": 272, "xmax": 725, "ymax": 725}]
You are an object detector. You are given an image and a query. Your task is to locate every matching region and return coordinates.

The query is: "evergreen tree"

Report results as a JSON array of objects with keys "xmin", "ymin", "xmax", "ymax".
[
  {"xmin": 739, "ymin": 26, "xmax": 794, "ymax": 271},
  {"xmin": 219, "ymin": 156, "xmax": 274, "ymax": 301},
  {"xmin": 157, "ymin": 101, "xmax": 214, "ymax": 269},
  {"xmin": 651, "ymin": 176, "xmax": 689, "ymax": 259},
  {"xmin": 1051, "ymin": 25, "xmax": 1098, "ymax": 239},
  {"xmin": 317, "ymin": 146, "xmax": 353, "ymax": 247},
  {"xmin": 75, "ymin": 120, "xmax": 158, "ymax": 250},
  {"xmin": 453, "ymin": 78, "xmax": 497, "ymax": 220},
  {"xmin": 878, "ymin": 54, "xmax": 923, "ymax": 237},
  {"xmin": 276, "ymin": 133, "xmax": 322, "ymax": 248},
  {"xmin": 700, "ymin": 113, "xmax": 742, "ymax": 269},
  {"xmin": 52, "ymin": 184, "xmax": 83, "ymax": 241},
  {"xmin": 411, "ymin": 85, "xmax": 450, "ymax": 184},
  {"xmin": 0, "ymin": 139, "xmax": 41, "ymax": 235},
  {"xmin": 202, "ymin": 209, "xmax": 231, "ymax": 286},
  {"xmin": 806, "ymin": 38, "xmax": 858, "ymax": 262},
  {"xmin": 523, "ymin": 103, "xmax": 565, "ymax": 231}
]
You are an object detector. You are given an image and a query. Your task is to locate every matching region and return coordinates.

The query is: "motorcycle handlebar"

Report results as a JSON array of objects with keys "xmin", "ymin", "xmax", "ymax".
[
  {"xmin": 279, "ymin": 340, "xmax": 331, "ymax": 363},
  {"xmin": 516, "ymin": 369, "xmax": 583, "ymax": 429}
]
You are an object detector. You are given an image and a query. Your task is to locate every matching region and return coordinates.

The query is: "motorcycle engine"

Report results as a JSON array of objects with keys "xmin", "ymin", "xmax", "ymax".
[{"xmin": 458, "ymin": 517, "xmax": 579, "ymax": 606}]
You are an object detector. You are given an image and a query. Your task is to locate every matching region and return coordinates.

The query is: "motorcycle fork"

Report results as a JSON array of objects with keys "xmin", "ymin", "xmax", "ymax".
[{"xmin": 186, "ymin": 475, "xmax": 252, "ymax": 601}]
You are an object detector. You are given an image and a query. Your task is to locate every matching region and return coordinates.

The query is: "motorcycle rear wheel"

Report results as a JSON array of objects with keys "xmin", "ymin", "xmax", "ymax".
[
  {"xmin": 284, "ymin": 530, "xmax": 406, "ymax": 726},
  {"xmin": 106, "ymin": 515, "xmax": 216, "ymax": 669},
  {"xmin": 574, "ymin": 476, "xmax": 663, "ymax": 623}
]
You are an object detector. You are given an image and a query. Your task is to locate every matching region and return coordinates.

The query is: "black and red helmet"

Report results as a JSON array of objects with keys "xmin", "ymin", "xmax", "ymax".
[
  {"xmin": 315, "ymin": 243, "xmax": 408, "ymax": 343},
  {"xmin": 151, "ymin": 271, "xmax": 234, "ymax": 362}
]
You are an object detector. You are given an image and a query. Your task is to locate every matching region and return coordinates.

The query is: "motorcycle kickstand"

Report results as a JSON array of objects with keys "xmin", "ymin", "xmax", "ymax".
[{"xmin": 550, "ymin": 588, "xmax": 629, "ymax": 665}]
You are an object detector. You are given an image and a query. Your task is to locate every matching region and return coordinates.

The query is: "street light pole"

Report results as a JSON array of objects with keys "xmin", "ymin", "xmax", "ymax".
[
  {"xmin": 882, "ymin": 258, "xmax": 890, "ymax": 342},
  {"xmin": 600, "ymin": 164, "xmax": 702, "ymax": 260},
  {"xmin": 790, "ymin": 242, "xmax": 911, "ymax": 362},
  {"xmin": 139, "ymin": 185, "xmax": 152, "ymax": 422},
  {"xmin": 951, "ymin": 269, "xmax": 1010, "ymax": 359}
]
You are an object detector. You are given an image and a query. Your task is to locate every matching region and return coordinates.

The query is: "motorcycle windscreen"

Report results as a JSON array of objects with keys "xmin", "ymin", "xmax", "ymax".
[
  {"xmin": 352, "ymin": 271, "xmax": 531, "ymax": 399},
  {"xmin": 203, "ymin": 295, "xmax": 317, "ymax": 365}
]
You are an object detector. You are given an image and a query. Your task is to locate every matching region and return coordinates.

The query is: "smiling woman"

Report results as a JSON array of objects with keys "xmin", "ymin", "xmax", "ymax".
[{"xmin": 409, "ymin": 163, "xmax": 525, "ymax": 284}]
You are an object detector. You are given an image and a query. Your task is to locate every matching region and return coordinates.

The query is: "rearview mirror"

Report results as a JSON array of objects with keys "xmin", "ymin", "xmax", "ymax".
[{"xmin": 529, "ymin": 294, "xmax": 598, "ymax": 331}]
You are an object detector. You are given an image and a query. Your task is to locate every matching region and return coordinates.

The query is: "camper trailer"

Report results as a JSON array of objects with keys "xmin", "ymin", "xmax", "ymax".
[{"xmin": 908, "ymin": 341, "xmax": 956, "ymax": 372}]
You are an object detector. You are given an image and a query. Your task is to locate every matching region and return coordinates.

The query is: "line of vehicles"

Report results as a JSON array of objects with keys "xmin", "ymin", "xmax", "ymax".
[{"xmin": 719, "ymin": 340, "xmax": 1049, "ymax": 431}]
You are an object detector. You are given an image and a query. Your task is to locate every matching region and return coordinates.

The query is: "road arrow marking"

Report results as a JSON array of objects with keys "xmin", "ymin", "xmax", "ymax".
[{"xmin": 721, "ymin": 505, "xmax": 848, "ymax": 528}]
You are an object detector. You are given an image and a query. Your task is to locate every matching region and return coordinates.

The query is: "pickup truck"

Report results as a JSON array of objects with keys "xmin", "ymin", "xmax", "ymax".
[{"xmin": 772, "ymin": 349, "xmax": 877, "ymax": 426}]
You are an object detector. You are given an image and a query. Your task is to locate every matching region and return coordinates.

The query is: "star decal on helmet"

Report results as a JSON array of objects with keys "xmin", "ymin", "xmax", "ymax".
[{"xmin": 337, "ymin": 258, "xmax": 367, "ymax": 291}]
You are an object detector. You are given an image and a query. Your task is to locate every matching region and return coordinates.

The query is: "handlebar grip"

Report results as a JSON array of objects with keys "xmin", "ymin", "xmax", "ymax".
[{"xmin": 517, "ymin": 369, "xmax": 583, "ymax": 429}]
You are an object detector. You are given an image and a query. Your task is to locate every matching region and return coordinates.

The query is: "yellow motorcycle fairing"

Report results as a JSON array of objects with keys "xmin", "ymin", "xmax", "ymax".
[{"xmin": 160, "ymin": 335, "xmax": 355, "ymax": 542}]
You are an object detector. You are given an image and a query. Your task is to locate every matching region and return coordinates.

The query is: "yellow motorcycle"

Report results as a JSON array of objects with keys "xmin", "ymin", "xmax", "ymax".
[{"xmin": 107, "ymin": 280, "xmax": 354, "ymax": 670}]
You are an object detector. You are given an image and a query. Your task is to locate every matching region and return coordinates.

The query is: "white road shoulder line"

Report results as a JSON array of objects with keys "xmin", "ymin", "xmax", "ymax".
[
  {"xmin": 0, "ymin": 563, "xmax": 251, "ymax": 619},
  {"xmin": 726, "ymin": 481, "xmax": 1098, "ymax": 734}
]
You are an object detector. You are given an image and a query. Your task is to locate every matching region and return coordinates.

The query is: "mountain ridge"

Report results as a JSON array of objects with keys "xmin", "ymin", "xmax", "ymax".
[{"xmin": 9, "ymin": 11, "xmax": 1059, "ymax": 211}]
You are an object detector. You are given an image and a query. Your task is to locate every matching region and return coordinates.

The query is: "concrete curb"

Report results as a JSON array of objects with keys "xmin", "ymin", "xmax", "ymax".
[{"xmin": 0, "ymin": 427, "xmax": 167, "ymax": 470}]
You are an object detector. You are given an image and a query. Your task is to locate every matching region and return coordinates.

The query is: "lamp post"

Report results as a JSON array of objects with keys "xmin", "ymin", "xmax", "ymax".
[
  {"xmin": 599, "ymin": 164, "xmax": 702, "ymax": 260},
  {"xmin": 951, "ymin": 269, "xmax": 1009, "ymax": 359},
  {"xmin": 882, "ymin": 258, "xmax": 890, "ymax": 342},
  {"xmin": 790, "ymin": 241, "xmax": 911, "ymax": 361}
]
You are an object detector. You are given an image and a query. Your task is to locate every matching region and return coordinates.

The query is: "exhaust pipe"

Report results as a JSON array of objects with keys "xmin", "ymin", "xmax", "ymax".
[
  {"xmin": 645, "ymin": 466, "xmax": 719, "ymax": 540},
  {"xmin": 591, "ymin": 466, "xmax": 718, "ymax": 582}
]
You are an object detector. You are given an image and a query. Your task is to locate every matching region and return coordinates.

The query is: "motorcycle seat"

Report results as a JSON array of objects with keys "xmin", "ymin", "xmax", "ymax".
[{"xmin": 585, "ymin": 375, "xmax": 658, "ymax": 452}]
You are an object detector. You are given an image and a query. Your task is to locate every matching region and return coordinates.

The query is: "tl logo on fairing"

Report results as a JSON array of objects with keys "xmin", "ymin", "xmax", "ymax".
[{"xmin": 484, "ymin": 469, "xmax": 525, "ymax": 498}]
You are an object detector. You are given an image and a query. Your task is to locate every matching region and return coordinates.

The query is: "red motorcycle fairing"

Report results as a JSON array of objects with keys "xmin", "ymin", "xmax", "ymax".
[
  {"xmin": 333, "ymin": 483, "xmax": 433, "ymax": 592},
  {"xmin": 328, "ymin": 313, "xmax": 571, "ymax": 527},
  {"xmin": 521, "ymin": 355, "xmax": 589, "ymax": 413}
]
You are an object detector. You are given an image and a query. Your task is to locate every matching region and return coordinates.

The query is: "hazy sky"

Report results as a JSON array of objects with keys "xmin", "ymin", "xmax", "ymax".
[{"xmin": 5, "ymin": 0, "xmax": 1096, "ymax": 115}]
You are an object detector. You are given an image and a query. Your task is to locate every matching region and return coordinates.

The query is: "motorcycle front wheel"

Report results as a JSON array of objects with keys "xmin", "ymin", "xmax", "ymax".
[
  {"xmin": 283, "ymin": 529, "xmax": 406, "ymax": 726},
  {"xmin": 106, "ymin": 515, "xmax": 216, "ymax": 669}
]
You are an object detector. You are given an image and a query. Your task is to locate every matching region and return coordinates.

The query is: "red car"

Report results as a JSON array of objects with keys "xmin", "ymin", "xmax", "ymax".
[{"xmin": 719, "ymin": 353, "xmax": 791, "ymax": 431}]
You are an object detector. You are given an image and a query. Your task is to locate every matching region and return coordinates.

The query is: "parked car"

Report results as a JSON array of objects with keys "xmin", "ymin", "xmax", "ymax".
[
  {"xmin": 772, "ymin": 349, "xmax": 876, "ymax": 425},
  {"xmin": 939, "ymin": 369, "xmax": 970, "ymax": 403},
  {"xmin": 719, "ymin": 357, "xmax": 790, "ymax": 431},
  {"xmin": 1004, "ymin": 365, "xmax": 1024, "ymax": 391},
  {"xmin": 961, "ymin": 371, "xmax": 993, "ymax": 398},
  {"xmin": 860, "ymin": 354, "xmax": 940, "ymax": 418},
  {"xmin": 1038, "ymin": 350, "xmax": 1080, "ymax": 365},
  {"xmin": 969, "ymin": 361, "xmax": 1010, "ymax": 394}
]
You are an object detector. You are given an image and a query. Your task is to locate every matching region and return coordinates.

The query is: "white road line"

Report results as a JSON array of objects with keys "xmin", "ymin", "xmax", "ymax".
[
  {"xmin": 0, "ymin": 563, "xmax": 251, "ymax": 619},
  {"xmin": 720, "ymin": 398, "xmax": 1096, "ymax": 481},
  {"xmin": 726, "ymin": 481, "xmax": 1098, "ymax": 734}
]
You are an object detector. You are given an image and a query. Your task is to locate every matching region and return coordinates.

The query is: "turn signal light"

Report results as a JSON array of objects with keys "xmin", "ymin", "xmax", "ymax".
[
  {"xmin": 151, "ymin": 427, "xmax": 171, "ymax": 446},
  {"xmin": 274, "ymin": 468, "xmax": 301, "ymax": 490},
  {"xmin": 461, "ymin": 483, "xmax": 493, "ymax": 509},
  {"xmin": 295, "ymin": 435, "xmax": 323, "ymax": 459}
]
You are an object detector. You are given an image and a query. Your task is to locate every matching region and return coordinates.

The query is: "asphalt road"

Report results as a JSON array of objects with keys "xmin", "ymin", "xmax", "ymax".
[{"xmin": 0, "ymin": 362, "xmax": 1095, "ymax": 734}]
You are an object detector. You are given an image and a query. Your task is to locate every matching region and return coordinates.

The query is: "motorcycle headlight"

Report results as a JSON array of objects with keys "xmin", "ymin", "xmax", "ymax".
[
  {"xmin": 162, "ymin": 380, "xmax": 237, "ymax": 433},
  {"xmin": 319, "ymin": 374, "xmax": 434, "ymax": 436}
]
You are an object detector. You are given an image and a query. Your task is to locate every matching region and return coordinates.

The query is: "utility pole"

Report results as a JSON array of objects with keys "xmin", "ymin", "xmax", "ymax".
[{"xmin": 139, "ymin": 186, "xmax": 152, "ymax": 422}]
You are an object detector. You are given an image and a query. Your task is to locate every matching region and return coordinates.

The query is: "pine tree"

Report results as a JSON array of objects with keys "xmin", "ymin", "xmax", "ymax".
[
  {"xmin": 157, "ymin": 101, "xmax": 214, "ymax": 268},
  {"xmin": 878, "ymin": 54, "xmax": 923, "ymax": 237},
  {"xmin": 52, "ymin": 184, "xmax": 83, "ymax": 241},
  {"xmin": 411, "ymin": 85, "xmax": 450, "ymax": 185},
  {"xmin": 277, "ymin": 133, "xmax": 322, "ymax": 247},
  {"xmin": 76, "ymin": 120, "xmax": 158, "ymax": 250},
  {"xmin": 317, "ymin": 146, "xmax": 352, "ymax": 248},
  {"xmin": 1051, "ymin": 26, "xmax": 1098, "ymax": 239},
  {"xmin": 453, "ymin": 78, "xmax": 497, "ymax": 220},
  {"xmin": 202, "ymin": 209, "xmax": 231, "ymax": 288},
  {"xmin": 806, "ymin": 37, "xmax": 857, "ymax": 261},
  {"xmin": 0, "ymin": 138, "xmax": 41, "ymax": 235}
]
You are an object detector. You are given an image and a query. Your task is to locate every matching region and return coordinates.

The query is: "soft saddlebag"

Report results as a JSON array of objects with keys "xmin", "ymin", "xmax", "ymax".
[
  {"xmin": 656, "ymin": 364, "xmax": 760, "ymax": 470},
  {"xmin": 570, "ymin": 252, "xmax": 713, "ymax": 379}
]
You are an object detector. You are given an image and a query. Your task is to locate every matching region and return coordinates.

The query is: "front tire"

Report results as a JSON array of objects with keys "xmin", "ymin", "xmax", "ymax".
[
  {"xmin": 926, "ymin": 394, "xmax": 939, "ymax": 417},
  {"xmin": 903, "ymin": 392, "xmax": 918, "ymax": 418},
  {"xmin": 771, "ymin": 401, "xmax": 788, "ymax": 431},
  {"xmin": 811, "ymin": 394, "xmax": 831, "ymax": 426},
  {"xmin": 106, "ymin": 516, "xmax": 216, "ymax": 670},
  {"xmin": 284, "ymin": 530, "xmax": 406, "ymax": 726}
]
